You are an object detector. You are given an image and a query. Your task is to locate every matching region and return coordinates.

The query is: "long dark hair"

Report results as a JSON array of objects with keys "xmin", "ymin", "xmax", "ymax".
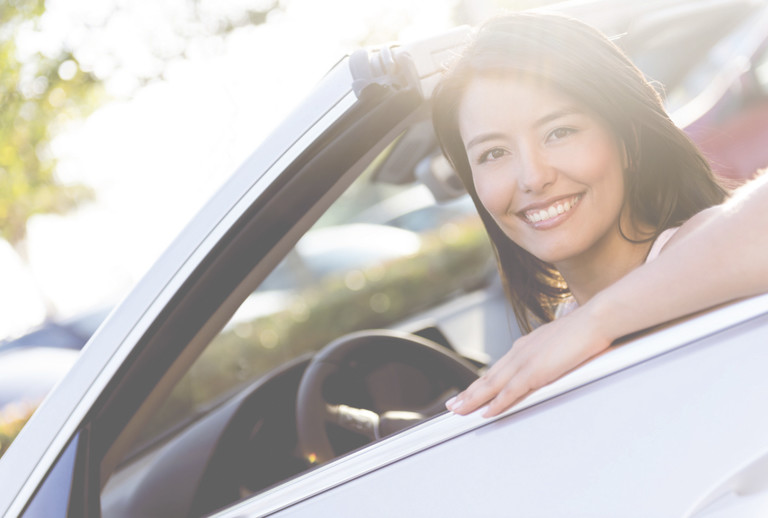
[{"xmin": 432, "ymin": 12, "xmax": 727, "ymax": 333}]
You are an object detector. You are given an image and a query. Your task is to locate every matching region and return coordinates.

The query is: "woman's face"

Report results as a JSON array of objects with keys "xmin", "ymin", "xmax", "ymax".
[{"xmin": 458, "ymin": 74, "xmax": 627, "ymax": 266}]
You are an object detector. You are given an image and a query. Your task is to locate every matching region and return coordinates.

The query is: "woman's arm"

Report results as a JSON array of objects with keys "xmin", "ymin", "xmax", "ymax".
[{"xmin": 447, "ymin": 172, "xmax": 768, "ymax": 417}]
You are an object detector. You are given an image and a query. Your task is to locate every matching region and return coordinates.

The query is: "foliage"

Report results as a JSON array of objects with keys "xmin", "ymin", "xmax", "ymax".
[
  {"xmin": 0, "ymin": 0, "xmax": 104, "ymax": 253},
  {"xmin": 0, "ymin": 0, "xmax": 287, "ymax": 256}
]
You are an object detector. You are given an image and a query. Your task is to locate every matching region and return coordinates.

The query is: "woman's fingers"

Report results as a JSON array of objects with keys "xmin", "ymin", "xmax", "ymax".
[
  {"xmin": 447, "ymin": 352, "xmax": 548, "ymax": 417},
  {"xmin": 482, "ymin": 369, "xmax": 536, "ymax": 417},
  {"xmin": 446, "ymin": 346, "xmax": 525, "ymax": 415},
  {"xmin": 446, "ymin": 375, "xmax": 500, "ymax": 414},
  {"xmin": 445, "ymin": 366, "xmax": 532, "ymax": 416}
]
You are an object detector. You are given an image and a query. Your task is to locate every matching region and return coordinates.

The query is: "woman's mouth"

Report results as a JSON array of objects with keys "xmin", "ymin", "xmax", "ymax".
[{"xmin": 520, "ymin": 194, "xmax": 583, "ymax": 225}]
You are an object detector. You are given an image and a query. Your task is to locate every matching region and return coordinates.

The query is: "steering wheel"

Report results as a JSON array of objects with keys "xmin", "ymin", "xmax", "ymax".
[{"xmin": 296, "ymin": 329, "xmax": 479, "ymax": 465}]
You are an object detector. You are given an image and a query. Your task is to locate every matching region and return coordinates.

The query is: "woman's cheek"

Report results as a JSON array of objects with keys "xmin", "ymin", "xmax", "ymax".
[{"xmin": 473, "ymin": 173, "xmax": 509, "ymax": 218}]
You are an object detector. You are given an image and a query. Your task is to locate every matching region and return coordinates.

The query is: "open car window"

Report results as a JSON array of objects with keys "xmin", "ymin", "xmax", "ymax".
[
  {"xmin": 126, "ymin": 155, "xmax": 490, "ymax": 451},
  {"xmin": 100, "ymin": 132, "xmax": 497, "ymax": 516}
]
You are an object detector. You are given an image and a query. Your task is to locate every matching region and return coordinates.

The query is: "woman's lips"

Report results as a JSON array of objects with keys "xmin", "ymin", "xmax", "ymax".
[{"xmin": 518, "ymin": 193, "xmax": 583, "ymax": 226}]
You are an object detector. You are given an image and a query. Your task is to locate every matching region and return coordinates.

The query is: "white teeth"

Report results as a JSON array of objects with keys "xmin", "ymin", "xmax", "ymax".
[{"xmin": 524, "ymin": 195, "xmax": 581, "ymax": 224}]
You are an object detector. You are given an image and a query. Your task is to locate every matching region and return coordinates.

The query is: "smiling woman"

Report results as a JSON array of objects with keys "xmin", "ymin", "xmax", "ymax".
[
  {"xmin": 459, "ymin": 76, "xmax": 629, "ymax": 273},
  {"xmin": 433, "ymin": 11, "xmax": 768, "ymax": 418},
  {"xmin": 434, "ymin": 12, "xmax": 727, "ymax": 333}
]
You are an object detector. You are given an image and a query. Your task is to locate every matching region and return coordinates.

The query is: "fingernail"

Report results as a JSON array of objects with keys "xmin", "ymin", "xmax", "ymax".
[
  {"xmin": 449, "ymin": 398, "xmax": 464, "ymax": 413},
  {"xmin": 445, "ymin": 396, "xmax": 457, "ymax": 409}
]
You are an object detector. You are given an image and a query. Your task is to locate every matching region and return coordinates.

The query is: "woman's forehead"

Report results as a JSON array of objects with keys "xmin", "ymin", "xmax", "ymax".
[{"xmin": 458, "ymin": 76, "xmax": 577, "ymax": 128}]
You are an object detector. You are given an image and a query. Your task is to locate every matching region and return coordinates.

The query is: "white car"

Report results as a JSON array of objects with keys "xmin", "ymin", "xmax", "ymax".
[{"xmin": 3, "ymin": 1, "xmax": 768, "ymax": 517}]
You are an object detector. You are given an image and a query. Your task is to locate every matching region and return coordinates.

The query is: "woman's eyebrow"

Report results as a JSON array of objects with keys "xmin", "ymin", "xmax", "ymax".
[
  {"xmin": 465, "ymin": 132, "xmax": 507, "ymax": 151},
  {"xmin": 534, "ymin": 107, "xmax": 580, "ymax": 128}
]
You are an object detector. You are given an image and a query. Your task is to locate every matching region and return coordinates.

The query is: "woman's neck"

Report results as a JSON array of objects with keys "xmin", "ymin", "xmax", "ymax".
[{"xmin": 556, "ymin": 220, "xmax": 654, "ymax": 306}]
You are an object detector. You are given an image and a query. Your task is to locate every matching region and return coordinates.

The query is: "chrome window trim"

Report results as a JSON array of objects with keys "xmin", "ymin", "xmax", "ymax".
[
  {"xmin": 213, "ymin": 293, "xmax": 768, "ymax": 517},
  {"xmin": 1, "ymin": 68, "xmax": 359, "ymax": 518}
]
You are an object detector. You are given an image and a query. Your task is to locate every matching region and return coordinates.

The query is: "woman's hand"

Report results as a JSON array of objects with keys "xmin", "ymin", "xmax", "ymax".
[{"xmin": 446, "ymin": 307, "xmax": 613, "ymax": 418}]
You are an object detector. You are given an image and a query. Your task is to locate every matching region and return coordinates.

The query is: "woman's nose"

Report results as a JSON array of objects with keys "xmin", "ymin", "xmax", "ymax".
[{"xmin": 516, "ymin": 146, "xmax": 555, "ymax": 193}]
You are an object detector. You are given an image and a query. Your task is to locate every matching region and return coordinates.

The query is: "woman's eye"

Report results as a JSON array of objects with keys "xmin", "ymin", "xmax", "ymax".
[
  {"xmin": 547, "ymin": 127, "xmax": 576, "ymax": 142},
  {"xmin": 478, "ymin": 148, "xmax": 507, "ymax": 163}
]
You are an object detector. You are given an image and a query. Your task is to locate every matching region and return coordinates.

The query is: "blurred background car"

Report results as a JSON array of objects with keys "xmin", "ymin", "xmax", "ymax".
[
  {"xmin": 0, "ymin": 307, "xmax": 111, "ymax": 353},
  {"xmin": 0, "ymin": 347, "xmax": 79, "ymax": 410}
]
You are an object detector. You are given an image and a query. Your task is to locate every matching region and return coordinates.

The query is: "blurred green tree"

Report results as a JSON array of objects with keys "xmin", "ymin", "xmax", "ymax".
[
  {"xmin": 0, "ymin": 0, "xmax": 101, "ymax": 268},
  {"xmin": 0, "ymin": 0, "xmax": 285, "ymax": 256},
  {"xmin": 0, "ymin": 0, "xmax": 283, "ymax": 317}
]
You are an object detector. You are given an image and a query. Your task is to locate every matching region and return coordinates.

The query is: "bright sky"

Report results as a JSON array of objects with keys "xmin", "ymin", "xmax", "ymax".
[{"xmin": 0, "ymin": 0, "xmax": 471, "ymax": 339}]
